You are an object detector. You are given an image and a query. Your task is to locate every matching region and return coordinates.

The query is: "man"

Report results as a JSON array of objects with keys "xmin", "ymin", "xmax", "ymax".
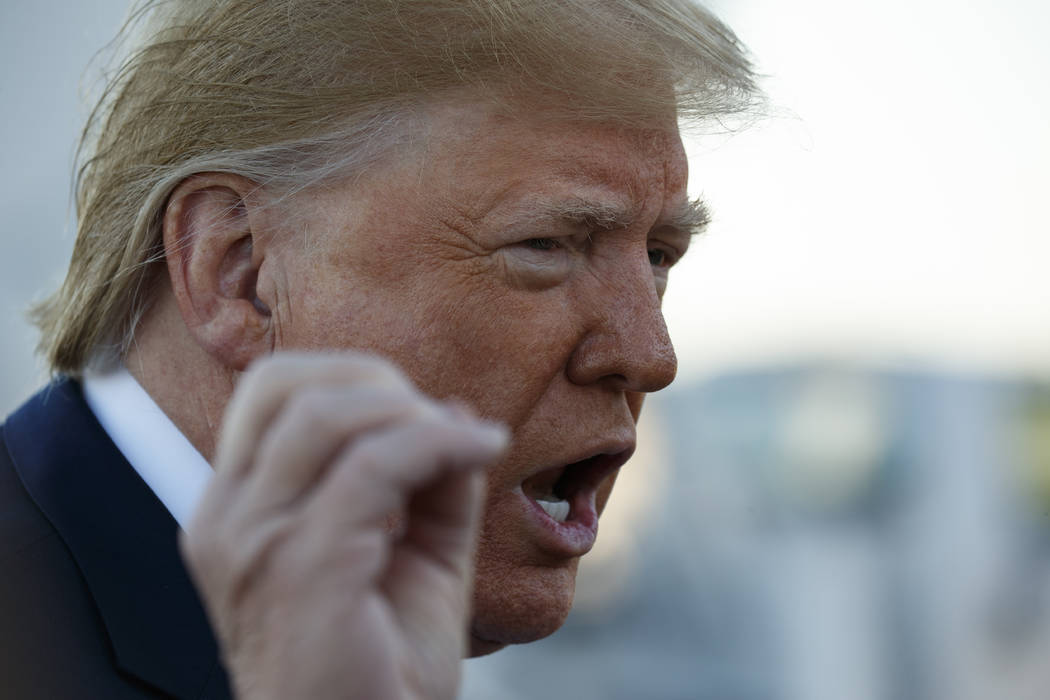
[{"xmin": 1, "ymin": 1, "xmax": 757, "ymax": 697}]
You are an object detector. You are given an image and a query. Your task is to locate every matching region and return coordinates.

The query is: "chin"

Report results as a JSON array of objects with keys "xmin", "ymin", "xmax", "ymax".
[{"xmin": 467, "ymin": 560, "xmax": 578, "ymax": 657}]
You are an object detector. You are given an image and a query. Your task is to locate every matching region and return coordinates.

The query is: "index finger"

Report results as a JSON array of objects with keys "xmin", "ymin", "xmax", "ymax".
[{"xmin": 214, "ymin": 352, "xmax": 407, "ymax": 477}]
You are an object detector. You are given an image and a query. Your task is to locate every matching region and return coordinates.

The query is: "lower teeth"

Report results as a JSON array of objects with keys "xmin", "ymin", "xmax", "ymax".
[{"xmin": 536, "ymin": 498, "xmax": 570, "ymax": 523}]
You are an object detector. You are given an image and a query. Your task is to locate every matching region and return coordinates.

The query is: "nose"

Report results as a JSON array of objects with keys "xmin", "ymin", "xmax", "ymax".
[{"xmin": 566, "ymin": 261, "xmax": 678, "ymax": 393}]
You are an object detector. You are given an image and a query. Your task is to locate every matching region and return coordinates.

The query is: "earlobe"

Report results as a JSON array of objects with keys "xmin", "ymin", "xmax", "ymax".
[{"xmin": 162, "ymin": 173, "xmax": 275, "ymax": 370}]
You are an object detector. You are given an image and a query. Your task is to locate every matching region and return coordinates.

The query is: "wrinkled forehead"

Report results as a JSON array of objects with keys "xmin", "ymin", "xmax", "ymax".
[{"xmin": 410, "ymin": 94, "xmax": 690, "ymax": 220}]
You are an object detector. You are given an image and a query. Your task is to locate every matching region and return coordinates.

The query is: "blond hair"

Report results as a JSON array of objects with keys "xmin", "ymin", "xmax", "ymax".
[{"xmin": 33, "ymin": 0, "xmax": 759, "ymax": 374}]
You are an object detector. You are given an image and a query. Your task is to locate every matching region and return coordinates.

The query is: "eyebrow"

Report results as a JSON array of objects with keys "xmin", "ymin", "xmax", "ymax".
[
  {"xmin": 666, "ymin": 197, "xmax": 712, "ymax": 235},
  {"xmin": 538, "ymin": 196, "xmax": 711, "ymax": 237}
]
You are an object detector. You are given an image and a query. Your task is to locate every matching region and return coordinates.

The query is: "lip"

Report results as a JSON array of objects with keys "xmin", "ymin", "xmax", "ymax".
[{"xmin": 515, "ymin": 442, "xmax": 635, "ymax": 558}]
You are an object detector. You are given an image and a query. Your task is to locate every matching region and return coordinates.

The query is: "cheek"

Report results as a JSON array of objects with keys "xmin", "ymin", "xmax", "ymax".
[
  {"xmin": 285, "ymin": 280, "xmax": 417, "ymax": 358},
  {"xmin": 406, "ymin": 288, "xmax": 581, "ymax": 422}
]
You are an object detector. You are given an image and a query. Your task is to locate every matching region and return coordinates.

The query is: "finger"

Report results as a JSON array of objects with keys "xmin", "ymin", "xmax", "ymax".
[
  {"xmin": 239, "ymin": 384, "xmax": 437, "ymax": 513},
  {"xmin": 400, "ymin": 461, "xmax": 487, "ymax": 573},
  {"xmin": 307, "ymin": 415, "xmax": 508, "ymax": 537},
  {"xmin": 383, "ymin": 469, "xmax": 486, "ymax": 663},
  {"xmin": 214, "ymin": 352, "xmax": 405, "ymax": 477}
]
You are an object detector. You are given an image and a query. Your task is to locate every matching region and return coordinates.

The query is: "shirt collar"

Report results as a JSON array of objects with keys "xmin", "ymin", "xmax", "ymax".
[{"xmin": 82, "ymin": 366, "xmax": 213, "ymax": 530}]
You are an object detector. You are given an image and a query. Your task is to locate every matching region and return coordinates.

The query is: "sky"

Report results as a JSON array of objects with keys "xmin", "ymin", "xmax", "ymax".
[
  {"xmin": 668, "ymin": 0, "xmax": 1050, "ymax": 381},
  {"xmin": 2, "ymin": 0, "xmax": 1049, "ymax": 412}
]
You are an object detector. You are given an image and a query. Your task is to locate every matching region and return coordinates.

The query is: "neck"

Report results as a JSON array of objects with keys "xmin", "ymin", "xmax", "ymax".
[{"xmin": 123, "ymin": 285, "xmax": 236, "ymax": 464}]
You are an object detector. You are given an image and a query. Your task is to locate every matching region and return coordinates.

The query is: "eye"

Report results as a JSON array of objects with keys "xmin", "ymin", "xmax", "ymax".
[
  {"xmin": 648, "ymin": 248, "xmax": 673, "ymax": 268},
  {"xmin": 503, "ymin": 236, "xmax": 573, "ymax": 290},
  {"xmin": 524, "ymin": 238, "xmax": 561, "ymax": 251}
]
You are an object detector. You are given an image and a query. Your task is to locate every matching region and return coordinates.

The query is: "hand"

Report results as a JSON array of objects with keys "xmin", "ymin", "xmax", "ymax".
[{"xmin": 180, "ymin": 353, "xmax": 508, "ymax": 700}]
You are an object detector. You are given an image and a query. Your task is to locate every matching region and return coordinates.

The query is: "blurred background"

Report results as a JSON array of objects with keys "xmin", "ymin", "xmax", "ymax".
[{"xmin": 3, "ymin": 1, "xmax": 1049, "ymax": 698}]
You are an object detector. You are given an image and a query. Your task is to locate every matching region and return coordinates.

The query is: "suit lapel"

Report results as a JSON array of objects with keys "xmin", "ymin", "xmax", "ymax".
[{"xmin": 5, "ymin": 379, "xmax": 230, "ymax": 699}]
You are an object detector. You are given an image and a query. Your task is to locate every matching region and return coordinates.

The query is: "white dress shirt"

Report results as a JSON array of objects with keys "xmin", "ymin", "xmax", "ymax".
[{"xmin": 82, "ymin": 367, "xmax": 213, "ymax": 530}]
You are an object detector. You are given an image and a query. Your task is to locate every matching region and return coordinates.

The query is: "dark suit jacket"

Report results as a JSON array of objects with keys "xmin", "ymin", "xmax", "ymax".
[{"xmin": 0, "ymin": 379, "xmax": 232, "ymax": 699}]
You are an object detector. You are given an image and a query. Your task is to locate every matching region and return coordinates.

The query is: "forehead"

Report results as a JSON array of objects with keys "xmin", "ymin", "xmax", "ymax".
[{"xmin": 416, "ymin": 99, "xmax": 690, "ymax": 222}]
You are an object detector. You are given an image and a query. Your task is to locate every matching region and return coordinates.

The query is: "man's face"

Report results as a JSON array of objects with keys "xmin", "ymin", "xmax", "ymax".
[{"xmin": 272, "ymin": 98, "xmax": 694, "ymax": 654}]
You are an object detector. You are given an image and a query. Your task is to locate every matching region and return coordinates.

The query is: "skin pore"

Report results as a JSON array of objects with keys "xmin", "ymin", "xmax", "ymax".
[{"xmin": 128, "ymin": 96, "xmax": 697, "ymax": 657}]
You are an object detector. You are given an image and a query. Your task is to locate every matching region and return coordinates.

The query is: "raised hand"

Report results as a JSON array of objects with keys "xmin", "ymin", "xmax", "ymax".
[{"xmin": 180, "ymin": 353, "xmax": 508, "ymax": 700}]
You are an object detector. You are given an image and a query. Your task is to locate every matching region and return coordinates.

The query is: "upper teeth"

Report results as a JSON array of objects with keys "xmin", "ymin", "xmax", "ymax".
[{"xmin": 536, "ymin": 498, "xmax": 570, "ymax": 523}]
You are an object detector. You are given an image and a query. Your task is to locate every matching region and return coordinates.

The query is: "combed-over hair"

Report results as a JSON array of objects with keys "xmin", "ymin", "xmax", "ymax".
[{"xmin": 33, "ymin": 0, "xmax": 760, "ymax": 374}]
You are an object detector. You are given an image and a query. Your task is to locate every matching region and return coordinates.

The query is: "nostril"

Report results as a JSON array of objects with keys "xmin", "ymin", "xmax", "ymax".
[{"xmin": 565, "ymin": 288, "xmax": 678, "ymax": 391}]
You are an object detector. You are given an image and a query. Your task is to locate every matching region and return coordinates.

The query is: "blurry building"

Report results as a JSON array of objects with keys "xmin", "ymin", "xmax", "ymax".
[{"xmin": 463, "ymin": 364, "xmax": 1050, "ymax": 700}]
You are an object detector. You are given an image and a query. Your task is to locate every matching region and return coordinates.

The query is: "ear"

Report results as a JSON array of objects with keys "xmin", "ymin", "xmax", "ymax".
[{"xmin": 162, "ymin": 173, "xmax": 274, "ymax": 370}]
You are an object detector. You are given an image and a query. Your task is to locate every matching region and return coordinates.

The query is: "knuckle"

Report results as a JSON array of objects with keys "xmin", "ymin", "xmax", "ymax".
[{"xmin": 282, "ymin": 387, "xmax": 334, "ymax": 429}]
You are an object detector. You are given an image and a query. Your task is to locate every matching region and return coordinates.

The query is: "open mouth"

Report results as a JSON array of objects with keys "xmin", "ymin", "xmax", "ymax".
[{"xmin": 521, "ymin": 449, "xmax": 631, "ymax": 525}]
